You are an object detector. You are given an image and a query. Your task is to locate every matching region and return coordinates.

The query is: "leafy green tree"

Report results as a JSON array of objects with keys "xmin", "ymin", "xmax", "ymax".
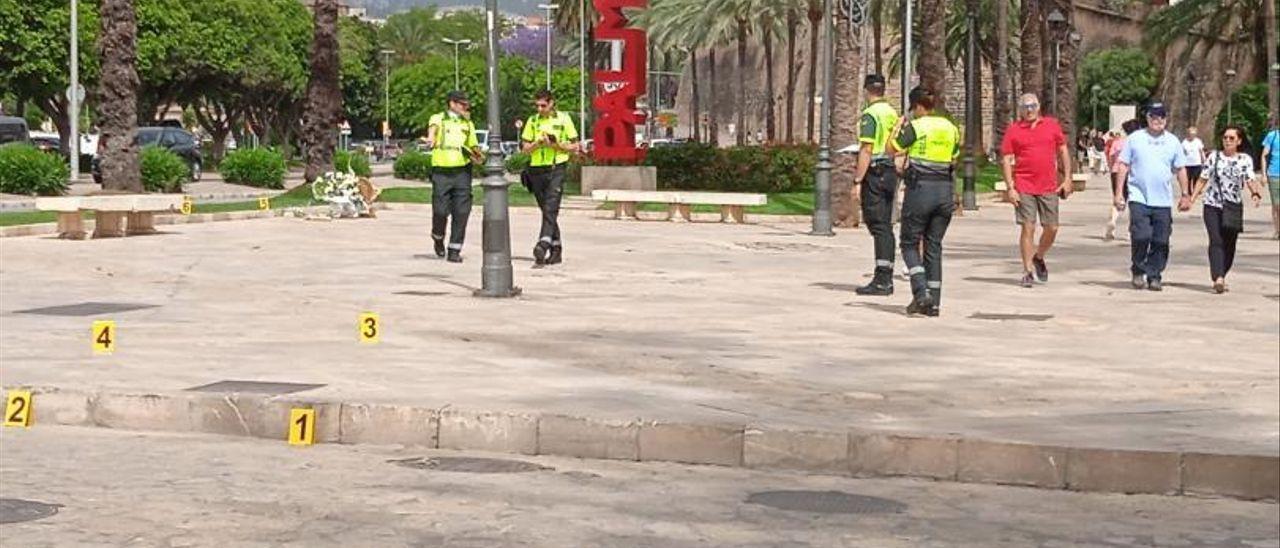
[
  {"xmin": 1214, "ymin": 83, "xmax": 1270, "ymax": 154},
  {"xmin": 1076, "ymin": 47, "xmax": 1159, "ymax": 129},
  {"xmin": 379, "ymin": 7, "xmax": 508, "ymax": 67},
  {"xmin": 339, "ymin": 16, "xmax": 382, "ymax": 139}
]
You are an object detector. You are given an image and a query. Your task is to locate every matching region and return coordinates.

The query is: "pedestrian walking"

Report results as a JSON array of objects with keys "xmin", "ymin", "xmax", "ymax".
[
  {"xmin": 887, "ymin": 87, "xmax": 961, "ymax": 317},
  {"xmin": 1187, "ymin": 126, "xmax": 1265, "ymax": 293},
  {"xmin": 1112, "ymin": 102, "xmax": 1191, "ymax": 291},
  {"xmin": 1104, "ymin": 120, "xmax": 1140, "ymax": 241},
  {"xmin": 520, "ymin": 89, "xmax": 580, "ymax": 266},
  {"xmin": 1182, "ymin": 127, "xmax": 1205, "ymax": 192},
  {"xmin": 1091, "ymin": 130, "xmax": 1107, "ymax": 173},
  {"xmin": 851, "ymin": 74, "xmax": 901, "ymax": 296},
  {"xmin": 1000, "ymin": 93, "xmax": 1073, "ymax": 288},
  {"xmin": 1260, "ymin": 118, "xmax": 1280, "ymax": 239},
  {"xmin": 424, "ymin": 91, "xmax": 483, "ymax": 263}
]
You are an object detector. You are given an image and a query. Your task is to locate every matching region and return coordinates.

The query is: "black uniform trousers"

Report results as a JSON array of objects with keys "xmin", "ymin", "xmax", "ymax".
[
  {"xmin": 525, "ymin": 163, "xmax": 566, "ymax": 247},
  {"xmin": 431, "ymin": 166, "xmax": 472, "ymax": 250},
  {"xmin": 899, "ymin": 176, "xmax": 955, "ymax": 304},
  {"xmin": 860, "ymin": 162, "xmax": 899, "ymax": 270}
]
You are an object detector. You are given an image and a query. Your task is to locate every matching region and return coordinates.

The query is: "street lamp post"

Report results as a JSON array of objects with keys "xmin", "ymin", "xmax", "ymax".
[
  {"xmin": 1225, "ymin": 68, "xmax": 1237, "ymax": 125},
  {"xmin": 477, "ymin": 0, "xmax": 520, "ymax": 298},
  {"xmin": 579, "ymin": 0, "xmax": 587, "ymax": 137},
  {"xmin": 961, "ymin": 8, "xmax": 978, "ymax": 211},
  {"xmin": 1091, "ymin": 84, "xmax": 1101, "ymax": 130},
  {"xmin": 442, "ymin": 38, "xmax": 472, "ymax": 90},
  {"xmin": 380, "ymin": 49, "xmax": 394, "ymax": 147},
  {"xmin": 69, "ymin": 0, "xmax": 79, "ymax": 182},
  {"xmin": 901, "ymin": 0, "xmax": 913, "ymax": 111},
  {"xmin": 810, "ymin": 0, "xmax": 835, "ymax": 236},
  {"xmin": 537, "ymin": 3, "xmax": 560, "ymax": 89},
  {"xmin": 1046, "ymin": 8, "xmax": 1067, "ymax": 116}
]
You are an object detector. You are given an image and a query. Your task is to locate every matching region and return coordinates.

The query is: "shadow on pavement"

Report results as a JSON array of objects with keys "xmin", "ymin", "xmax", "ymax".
[
  {"xmin": 812, "ymin": 282, "xmax": 861, "ymax": 292},
  {"xmin": 963, "ymin": 276, "xmax": 1026, "ymax": 288},
  {"xmin": 845, "ymin": 301, "xmax": 908, "ymax": 317}
]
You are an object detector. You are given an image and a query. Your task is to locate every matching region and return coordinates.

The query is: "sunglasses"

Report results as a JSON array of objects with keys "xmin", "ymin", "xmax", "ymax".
[
  {"xmin": 1021, "ymin": 103, "xmax": 1039, "ymax": 109},
  {"xmin": 1223, "ymin": 135, "xmax": 1239, "ymax": 141}
]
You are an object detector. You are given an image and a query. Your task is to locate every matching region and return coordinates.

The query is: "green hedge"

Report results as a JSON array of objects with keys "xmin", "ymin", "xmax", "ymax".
[
  {"xmin": 139, "ymin": 146, "xmax": 188, "ymax": 193},
  {"xmin": 220, "ymin": 148, "xmax": 287, "ymax": 189},
  {"xmin": 641, "ymin": 144, "xmax": 816, "ymax": 193},
  {"xmin": 0, "ymin": 143, "xmax": 68, "ymax": 196},
  {"xmin": 334, "ymin": 149, "xmax": 372, "ymax": 177},
  {"xmin": 393, "ymin": 151, "xmax": 432, "ymax": 181}
]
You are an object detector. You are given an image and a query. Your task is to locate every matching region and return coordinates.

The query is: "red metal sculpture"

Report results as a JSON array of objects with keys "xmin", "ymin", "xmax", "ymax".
[{"xmin": 592, "ymin": 0, "xmax": 647, "ymax": 163}]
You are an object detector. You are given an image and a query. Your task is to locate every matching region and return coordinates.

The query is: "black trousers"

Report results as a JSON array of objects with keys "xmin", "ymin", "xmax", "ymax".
[
  {"xmin": 1203, "ymin": 204, "xmax": 1240, "ymax": 280},
  {"xmin": 899, "ymin": 178, "xmax": 955, "ymax": 303},
  {"xmin": 526, "ymin": 164, "xmax": 566, "ymax": 247},
  {"xmin": 431, "ymin": 167, "xmax": 472, "ymax": 250},
  {"xmin": 860, "ymin": 163, "xmax": 899, "ymax": 271}
]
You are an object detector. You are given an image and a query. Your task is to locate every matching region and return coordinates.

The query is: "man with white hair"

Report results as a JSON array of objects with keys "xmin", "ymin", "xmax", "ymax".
[{"xmin": 1000, "ymin": 93, "xmax": 1073, "ymax": 288}]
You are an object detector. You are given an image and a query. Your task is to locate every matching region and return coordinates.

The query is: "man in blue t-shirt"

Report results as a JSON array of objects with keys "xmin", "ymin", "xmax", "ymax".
[
  {"xmin": 1113, "ymin": 102, "xmax": 1189, "ymax": 291},
  {"xmin": 1261, "ymin": 117, "xmax": 1280, "ymax": 240}
]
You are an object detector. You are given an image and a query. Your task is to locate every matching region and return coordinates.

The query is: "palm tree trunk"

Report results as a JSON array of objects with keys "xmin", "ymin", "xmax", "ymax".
[
  {"xmin": 872, "ymin": 0, "xmax": 884, "ymax": 74},
  {"xmin": 833, "ymin": 16, "xmax": 863, "ymax": 227},
  {"xmin": 690, "ymin": 49, "xmax": 701, "ymax": 143},
  {"xmin": 993, "ymin": 0, "xmax": 1011, "ymax": 150},
  {"xmin": 763, "ymin": 16, "xmax": 777, "ymax": 143},
  {"xmin": 806, "ymin": 0, "xmax": 821, "ymax": 143},
  {"xmin": 1049, "ymin": 0, "xmax": 1078, "ymax": 155},
  {"xmin": 736, "ymin": 17, "xmax": 748, "ymax": 146},
  {"xmin": 709, "ymin": 47, "xmax": 720, "ymax": 145},
  {"xmin": 917, "ymin": 0, "xmax": 948, "ymax": 110},
  {"xmin": 97, "ymin": 0, "xmax": 141, "ymax": 192},
  {"xmin": 785, "ymin": 8, "xmax": 799, "ymax": 143},
  {"xmin": 1020, "ymin": 0, "xmax": 1043, "ymax": 100},
  {"xmin": 302, "ymin": 0, "xmax": 342, "ymax": 183},
  {"xmin": 1266, "ymin": 0, "xmax": 1278, "ymax": 123}
]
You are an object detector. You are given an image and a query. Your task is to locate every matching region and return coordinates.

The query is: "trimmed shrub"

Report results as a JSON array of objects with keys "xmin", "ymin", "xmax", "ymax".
[
  {"xmin": 219, "ymin": 148, "xmax": 287, "ymax": 189},
  {"xmin": 139, "ymin": 146, "xmax": 188, "ymax": 193},
  {"xmin": 504, "ymin": 151, "xmax": 530, "ymax": 174},
  {"xmin": 643, "ymin": 144, "xmax": 816, "ymax": 193},
  {"xmin": 0, "ymin": 143, "xmax": 68, "ymax": 196},
  {"xmin": 393, "ymin": 150, "xmax": 432, "ymax": 180},
  {"xmin": 334, "ymin": 149, "xmax": 372, "ymax": 177}
]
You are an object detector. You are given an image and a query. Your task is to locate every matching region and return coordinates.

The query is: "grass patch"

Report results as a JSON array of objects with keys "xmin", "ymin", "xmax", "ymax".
[{"xmin": 0, "ymin": 210, "xmax": 62, "ymax": 227}]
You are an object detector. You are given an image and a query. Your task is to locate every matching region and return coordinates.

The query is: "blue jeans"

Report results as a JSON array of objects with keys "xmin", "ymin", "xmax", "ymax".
[{"xmin": 1129, "ymin": 201, "xmax": 1172, "ymax": 281}]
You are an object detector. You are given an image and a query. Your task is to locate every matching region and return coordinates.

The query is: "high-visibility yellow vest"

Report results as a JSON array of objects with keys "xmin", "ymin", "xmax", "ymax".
[
  {"xmin": 428, "ymin": 111, "xmax": 478, "ymax": 168},
  {"xmin": 860, "ymin": 100, "xmax": 900, "ymax": 158},
  {"xmin": 521, "ymin": 111, "xmax": 579, "ymax": 167},
  {"xmin": 904, "ymin": 115, "xmax": 960, "ymax": 164}
]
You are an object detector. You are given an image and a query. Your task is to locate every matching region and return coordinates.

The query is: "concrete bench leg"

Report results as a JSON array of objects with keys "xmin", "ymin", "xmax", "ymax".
[
  {"xmin": 127, "ymin": 212, "xmax": 157, "ymax": 235},
  {"xmin": 55, "ymin": 212, "xmax": 87, "ymax": 240},
  {"xmin": 720, "ymin": 205, "xmax": 746, "ymax": 224},
  {"xmin": 614, "ymin": 202, "xmax": 638, "ymax": 220},
  {"xmin": 668, "ymin": 203, "xmax": 691, "ymax": 223},
  {"xmin": 92, "ymin": 211, "xmax": 127, "ymax": 239}
]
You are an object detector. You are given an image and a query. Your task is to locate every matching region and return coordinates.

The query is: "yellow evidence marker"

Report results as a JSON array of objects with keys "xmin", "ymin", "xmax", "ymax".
[
  {"xmin": 288, "ymin": 408, "xmax": 316, "ymax": 446},
  {"xmin": 4, "ymin": 390, "xmax": 32, "ymax": 428},
  {"xmin": 92, "ymin": 320, "xmax": 116, "ymax": 354},
  {"xmin": 258, "ymin": 197, "xmax": 270, "ymax": 210},
  {"xmin": 359, "ymin": 312, "xmax": 379, "ymax": 344},
  {"xmin": 181, "ymin": 196, "xmax": 193, "ymax": 215}
]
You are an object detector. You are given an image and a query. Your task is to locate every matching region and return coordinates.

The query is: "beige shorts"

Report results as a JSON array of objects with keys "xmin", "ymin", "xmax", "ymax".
[{"xmin": 1015, "ymin": 193, "xmax": 1060, "ymax": 226}]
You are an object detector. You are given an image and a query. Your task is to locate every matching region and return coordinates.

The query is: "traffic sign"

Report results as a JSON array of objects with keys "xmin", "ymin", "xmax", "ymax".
[{"xmin": 65, "ymin": 83, "xmax": 86, "ymax": 103}]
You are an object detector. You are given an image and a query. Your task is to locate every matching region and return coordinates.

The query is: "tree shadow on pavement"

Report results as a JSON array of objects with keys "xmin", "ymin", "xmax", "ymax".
[
  {"xmin": 812, "ymin": 282, "xmax": 861, "ymax": 292},
  {"xmin": 844, "ymin": 301, "xmax": 909, "ymax": 317}
]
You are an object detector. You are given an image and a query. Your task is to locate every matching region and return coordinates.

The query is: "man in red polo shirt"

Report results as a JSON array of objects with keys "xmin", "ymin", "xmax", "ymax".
[{"xmin": 1001, "ymin": 93, "xmax": 1073, "ymax": 287}]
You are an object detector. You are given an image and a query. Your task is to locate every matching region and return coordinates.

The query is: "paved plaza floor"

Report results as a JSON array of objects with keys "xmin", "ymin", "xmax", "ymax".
[{"xmin": 1, "ymin": 178, "xmax": 1277, "ymax": 456}]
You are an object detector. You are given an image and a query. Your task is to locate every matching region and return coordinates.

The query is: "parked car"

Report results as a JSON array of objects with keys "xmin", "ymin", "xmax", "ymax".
[
  {"xmin": 29, "ymin": 131, "xmax": 61, "ymax": 154},
  {"xmin": 499, "ymin": 141, "xmax": 520, "ymax": 156},
  {"xmin": 0, "ymin": 116, "xmax": 30, "ymax": 145},
  {"xmin": 92, "ymin": 126, "xmax": 203, "ymax": 184}
]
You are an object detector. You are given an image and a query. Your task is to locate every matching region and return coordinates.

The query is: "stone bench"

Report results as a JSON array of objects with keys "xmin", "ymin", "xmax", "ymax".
[
  {"xmin": 590, "ymin": 190, "xmax": 767, "ymax": 223},
  {"xmin": 35, "ymin": 194, "xmax": 185, "ymax": 239}
]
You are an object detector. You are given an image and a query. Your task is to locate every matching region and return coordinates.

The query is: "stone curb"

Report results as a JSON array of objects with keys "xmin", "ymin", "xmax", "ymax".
[
  {"xmin": 0, "ymin": 207, "xmax": 331, "ymax": 238},
  {"xmin": 6, "ymin": 385, "xmax": 1276, "ymax": 502}
]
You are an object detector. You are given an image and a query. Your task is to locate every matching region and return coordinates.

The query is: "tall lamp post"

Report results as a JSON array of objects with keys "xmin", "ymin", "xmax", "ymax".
[
  {"xmin": 579, "ymin": 0, "xmax": 587, "ymax": 137},
  {"xmin": 69, "ymin": 0, "xmax": 80, "ymax": 182},
  {"xmin": 810, "ymin": 0, "xmax": 835, "ymax": 236},
  {"xmin": 1225, "ymin": 68, "xmax": 1237, "ymax": 125},
  {"xmin": 477, "ymin": 0, "xmax": 519, "ymax": 298},
  {"xmin": 442, "ymin": 38, "xmax": 471, "ymax": 90},
  {"xmin": 1091, "ymin": 84, "xmax": 1101, "ymax": 130},
  {"xmin": 1046, "ymin": 8, "xmax": 1067, "ymax": 115},
  {"xmin": 901, "ymin": 0, "xmax": 913, "ymax": 111},
  {"xmin": 538, "ymin": 3, "xmax": 560, "ymax": 89},
  {"xmin": 961, "ymin": 5, "xmax": 978, "ymax": 211},
  {"xmin": 380, "ymin": 49, "xmax": 395, "ymax": 147}
]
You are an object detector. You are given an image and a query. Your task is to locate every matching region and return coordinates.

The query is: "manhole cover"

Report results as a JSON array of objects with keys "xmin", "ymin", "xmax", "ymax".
[
  {"xmin": 394, "ymin": 290, "xmax": 449, "ymax": 297},
  {"xmin": 14, "ymin": 302, "xmax": 156, "ymax": 317},
  {"xmin": 0, "ymin": 498, "xmax": 61, "ymax": 524},
  {"xmin": 185, "ymin": 380, "xmax": 326, "ymax": 395},
  {"xmin": 389, "ymin": 457, "xmax": 552, "ymax": 474},
  {"xmin": 969, "ymin": 312, "xmax": 1054, "ymax": 322},
  {"xmin": 745, "ymin": 490, "xmax": 907, "ymax": 515}
]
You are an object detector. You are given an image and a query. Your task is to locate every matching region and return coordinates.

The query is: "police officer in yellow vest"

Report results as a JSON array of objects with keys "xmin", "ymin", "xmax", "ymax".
[
  {"xmin": 425, "ymin": 90, "xmax": 483, "ymax": 263},
  {"xmin": 852, "ymin": 74, "xmax": 901, "ymax": 296},
  {"xmin": 521, "ymin": 89, "xmax": 580, "ymax": 266},
  {"xmin": 888, "ymin": 86, "xmax": 961, "ymax": 317}
]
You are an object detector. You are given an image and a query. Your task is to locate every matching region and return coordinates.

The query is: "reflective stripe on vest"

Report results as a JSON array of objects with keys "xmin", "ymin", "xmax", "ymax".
[
  {"xmin": 526, "ymin": 111, "xmax": 575, "ymax": 167},
  {"xmin": 430, "ymin": 113, "xmax": 475, "ymax": 168},
  {"xmin": 907, "ymin": 115, "xmax": 960, "ymax": 164},
  {"xmin": 863, "ymin": 100, "xmax": 899, "ymax": 158}
]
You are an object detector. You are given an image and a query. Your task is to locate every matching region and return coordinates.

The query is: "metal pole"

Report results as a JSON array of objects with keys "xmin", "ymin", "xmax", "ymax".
[
  {"xmin": 962, "ymin": 11, "xmax": 977, "ymax": 211},
  {"xmin": 454, "ymin": 43, "xmax": 460, "ymax": 89},
  {"xmin": 810, "ymin": 0, "xmax": 835, "ymax": 236},
  {"xmin": 70, "ymin": 0, "xmax": 79, "ymax": 182},
  {"xmin": 901, "ymin": 0, "xmax": 912, "ymax": 112},
  {"xmin": 580, "ymin": 0, "xmax": 587, "ymax": 136},
  {"xmin": 381, "ymin": 49, "xmax": 394, "ymax": 147},
  {"xmin": 538, "ymin": 4, "xmax": 559, "ymax": 89},
  {"xmin": 1050, "ymin": 41, "xmax": 1060, "ymax": 114},
  {"xmin": 477, "ymin": 0, "xmax": 520, "ymax": 298}
]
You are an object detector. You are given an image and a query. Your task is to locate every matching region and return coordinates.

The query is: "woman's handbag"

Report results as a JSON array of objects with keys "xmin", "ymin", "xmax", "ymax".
[{"xmin": 1222, "ymin": 200, "xmax": 1244, "ymax": 232}]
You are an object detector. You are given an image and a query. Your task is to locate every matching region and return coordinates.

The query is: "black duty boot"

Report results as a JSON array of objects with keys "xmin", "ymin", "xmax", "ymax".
[
  {"xmin": 547, "ymin": 246, "xmax": 563, "ymax": 265},
  {"xmin": 447, "ymin": 249, "xmax": 463, "ymax": 263},
  {"xmin": 855, "ymin": 268, "xmax": 894, "ymax": 296},
  {"xmin": 533, "ymin": 242, "xmax": 550, "ymax": 266},
  {"xmin": 906, "ymin": 291, "xmax": 936, "ymax": 317},
  {"xmin": 433, "ymin": 237, "xmax": 446, "ymax": 258}
]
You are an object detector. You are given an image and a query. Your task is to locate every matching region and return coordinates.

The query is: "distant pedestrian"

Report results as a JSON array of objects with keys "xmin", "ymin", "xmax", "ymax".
[
  {"xmin": 520, "ymin": 89, "xmax": 580, "ymax": 266},
  {"xmin": 851, "ymin": 74, "xmax": 901, "ymax": 296},
  {"xmin": 1260, "ymin": 117, "xmax": 1280, "ymax": 239},
  {"xmin": 1113, "ymin": 102, "xmax": 1190, "ymax": 292},
  {"xmin": 1187, "ymin": 125, "xmax": 1265, "ymax": 294},
  {"xmin": 1091, "ymin": 130, "xmax": 1106, "ymax": 173},
  {"xmin": 1104, "ymin": 120, "xmax": 1140, "ymax": 241},
  {"xmin": 1000, "ymin": 93, "xmax": 1073, "ymax": 288},
  {"xmin": 424, "ymin": 90, "xmax": 483, "ymax": 263},
  {"xmin": 1182, "ymin": 127, "xmax": 1205, "ymax": 192}
]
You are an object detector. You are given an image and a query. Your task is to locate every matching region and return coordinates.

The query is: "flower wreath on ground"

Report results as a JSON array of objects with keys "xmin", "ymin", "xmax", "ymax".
[{"xmin": 311, "ymin": 169, "xmax": 381, "ymax": 218}]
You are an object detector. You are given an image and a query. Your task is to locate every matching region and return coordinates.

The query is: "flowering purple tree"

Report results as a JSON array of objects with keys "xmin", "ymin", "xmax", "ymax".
[{"xmin": 501, "ymin": 26, "xmax": 569, "ymax": 67}]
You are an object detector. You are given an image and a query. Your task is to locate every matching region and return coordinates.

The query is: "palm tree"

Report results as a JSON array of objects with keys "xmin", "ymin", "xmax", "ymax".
[
  {"xmin": 993, "ymin": 0, "xmax": 1011, "ymax": 150},
  {"xmin": 785, "ymin": 3, "xmax": 800, "ymax": 142},
  {"xmin": 97, "ymin": 0, "xmax": 141, "ymax": 192},
  {"xmin": 806, "ymin": 0, "xmax": 821, "ymax": 143},
  {"xmin": 1020, "ymin": 0, "xmax": 1042, "ymax": 100},
  {"xmin": 918, "ymin": 0, "xmax": 948, "ymax": 108},
  {"xmin": 832, "ymin": 12, "xmax": 866, "ymax": 227},
  {"xmin": 301, "ymin": 0, "xmax": 341, "ymax": 183}
]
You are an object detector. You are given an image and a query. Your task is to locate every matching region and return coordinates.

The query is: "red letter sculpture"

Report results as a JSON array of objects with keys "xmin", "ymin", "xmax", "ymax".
[{"xmin": 592, "ymin": 0, "xmax": 647, "ymax": 163}]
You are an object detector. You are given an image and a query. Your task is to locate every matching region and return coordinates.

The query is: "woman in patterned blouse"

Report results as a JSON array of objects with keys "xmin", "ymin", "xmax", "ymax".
[{"xmin": 1188, "ymin": 126, "xmax": 1266, "ymax": 294}]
